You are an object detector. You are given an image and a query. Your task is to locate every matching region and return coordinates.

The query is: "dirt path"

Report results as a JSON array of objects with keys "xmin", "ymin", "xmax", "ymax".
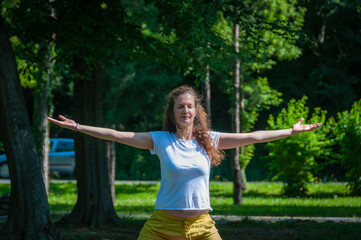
[{"xmin": 118, "ymin": 213, "xmax": 361, "ymax": 223}]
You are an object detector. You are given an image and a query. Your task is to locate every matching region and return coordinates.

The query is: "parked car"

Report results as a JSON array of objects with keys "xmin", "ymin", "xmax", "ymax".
[{"xmin": 0, "ymin": 138, "xmax": 75, "ymax": 178}]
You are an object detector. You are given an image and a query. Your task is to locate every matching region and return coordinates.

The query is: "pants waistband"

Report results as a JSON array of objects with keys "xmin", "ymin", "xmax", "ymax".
[{"xmin": 153, "ymin": 209, "xmax": 210, "ymax": 221}]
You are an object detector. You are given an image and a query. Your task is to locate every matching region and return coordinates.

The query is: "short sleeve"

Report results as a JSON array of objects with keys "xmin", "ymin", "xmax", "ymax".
[
  {"xmin": 208, "ymin": 131, "xmax": 220, "ymax": 148},
  {"xmin": 149, "ymin": 131, "xmax": 161, "ymax": 155}
]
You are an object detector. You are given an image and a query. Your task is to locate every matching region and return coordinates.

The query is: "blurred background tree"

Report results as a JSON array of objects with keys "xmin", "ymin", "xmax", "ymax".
[
  {"xmin": 6, "ymin": 0, "xmax": 356, "ymax": 189},
  {"xmin": 0, "ymin": 1, "xmax": 60, "ymax": 237},
  {"xmin": 265, "ymin": 0, "xmax": 361, "ymax": 116},
  {"xmin": 249, "ymin": 0, "xmax": 361, "ymax": 183},
  {"xmin": 0, "ymin": 3, "xmax": 360, "ymax": 235},
  {"xmin": 3, "ymin": 0, "xmax": 57, "ymax": 196},
  {"xmin": 0, "ymin": 0, "xmax": 358, "ymax": 185},
  {"xmin": 212, "ymin": 0, "xmax": 305, "ymax": 204}
]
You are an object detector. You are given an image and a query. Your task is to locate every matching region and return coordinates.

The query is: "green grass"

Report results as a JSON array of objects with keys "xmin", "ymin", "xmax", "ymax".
[
  {"xmin": 216, "ymin": 220, "xmax": 361, "ymax": 240},
  {"xmin": 210, "ymin": 182, "xmax": 361, "ymax": 217},
  {"xmin": 1, "ymin": 181, "xmax": 360, "ymax": 217}
]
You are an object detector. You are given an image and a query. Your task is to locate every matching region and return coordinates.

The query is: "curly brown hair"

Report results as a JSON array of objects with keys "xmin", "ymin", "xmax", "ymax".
[{"xmin": 163, "ymin": 85, "xmax": 225, "ymax": 166}]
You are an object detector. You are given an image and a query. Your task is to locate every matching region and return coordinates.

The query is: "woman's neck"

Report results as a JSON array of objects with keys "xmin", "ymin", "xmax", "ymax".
[{"xmin": 175, "ymin": 125, "xmax": 193, "ymax": 140}]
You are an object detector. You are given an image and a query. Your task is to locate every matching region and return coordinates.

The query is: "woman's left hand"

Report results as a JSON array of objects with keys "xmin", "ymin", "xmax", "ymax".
[{"xmin": 292, "ymin": 118, "xmax": 322, "ymax": 135}]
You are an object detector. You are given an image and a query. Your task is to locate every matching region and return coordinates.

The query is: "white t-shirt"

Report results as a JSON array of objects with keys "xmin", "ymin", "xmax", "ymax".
[{"xmin": 150, "ymin": 131, "xmax": 220, "ymax": 210}]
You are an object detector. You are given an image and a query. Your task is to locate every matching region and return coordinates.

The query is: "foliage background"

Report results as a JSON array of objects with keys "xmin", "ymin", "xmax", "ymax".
[{"xmin": 1, "ymin": 0, "xmax": 360, "ymax": 184}]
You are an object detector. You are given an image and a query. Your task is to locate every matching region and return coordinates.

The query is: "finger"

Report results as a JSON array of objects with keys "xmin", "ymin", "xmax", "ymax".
[
  {"xmin": 309, "ymin": 123, "xmax": 321, "ymax": 131},
  {"xmin": 59, "ymin": 115, "xmax": 67, "ymax": 121},
  {"xmin": 47, "ymin": 118, "xmax": 63, "ymax": 125},
  {"xmin": 309, "ymin": 125, "xmax": 316, "ymax": 131},
  {"xmin": 47, "ymin": 116, "xmax": 56, "ymax": 122},
  {"xmin": 298, "ymin": 118, "xmax": 304, "ymax": 124}
]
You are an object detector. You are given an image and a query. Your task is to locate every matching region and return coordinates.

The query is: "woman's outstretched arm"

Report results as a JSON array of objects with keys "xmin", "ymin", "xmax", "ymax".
[
  {"xmin": 47, "ymin": 115, "xmax": 153, "ymax": 150},
  {"xmin": 218, "ymin": 118, "xmax": 321, "ymax": 150}
]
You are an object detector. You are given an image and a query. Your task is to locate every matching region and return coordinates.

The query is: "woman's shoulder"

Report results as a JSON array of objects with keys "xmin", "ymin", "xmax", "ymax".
[
  {"xmin": 207, "ymin": 131, "xmax": 220, "ymax": 146},
  {"xmin": 150, "ymin": 130, "xmax": 170, "ymax": 134},
  {"xmin": 207, "ymin": 131, "xmax": 219, "ymax": 138},
  {"xmin": 150, "ymin": 131, "xmax": 172, "ymax": 138},
  {"xmin": 150, "ymin": 131, "xmax": 173, "ymax": 147}
]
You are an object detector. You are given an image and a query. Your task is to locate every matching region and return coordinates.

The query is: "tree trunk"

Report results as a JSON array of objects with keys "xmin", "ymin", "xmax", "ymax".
[
  {"xmin": 33, "ymin": 44, "xmax": 53, "ymax": 196},
  {"xmin": 0, "ymin": 19, "xmax": 61, "ymax": 240},
  {"xmin": 232, "ymin": 23, "xmax": 243, "ymax": 205},
  {"xmin": 240, "ymin": 64, "xmax": 248, "ymax": 191},
  {"xmin": 34, "ymin": 91, "xmax": 50, "ymax": 196},
  {"xmin": 61, "ymin": 60, "xmax": 121, "ymax": 226},
  {"xmin": 201, "ymin": 65, "xmax": 211, "ymax": 118},
  {"xmin": 106, "ymin": 138, "xmax": 116, "ymax": 203}
]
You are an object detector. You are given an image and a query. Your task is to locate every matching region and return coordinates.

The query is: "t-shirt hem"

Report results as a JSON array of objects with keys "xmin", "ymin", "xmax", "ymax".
[{"xmin": 154, "ymin": 207, "xmax": 212, "ymax": 211}]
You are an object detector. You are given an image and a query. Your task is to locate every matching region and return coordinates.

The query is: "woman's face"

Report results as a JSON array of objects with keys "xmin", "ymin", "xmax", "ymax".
[{"xmin": 173, "ymin": 93, "xmax": 196, "ymax": 128}]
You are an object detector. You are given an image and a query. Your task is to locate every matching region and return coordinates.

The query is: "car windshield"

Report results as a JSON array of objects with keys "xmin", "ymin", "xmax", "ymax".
[{"xmin": 55, "ymin": 141, "xmax": 74, "ymax": 152}]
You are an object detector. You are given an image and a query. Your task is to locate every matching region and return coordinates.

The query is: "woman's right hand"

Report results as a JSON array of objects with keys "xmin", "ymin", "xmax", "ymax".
[{"xmin": 47, "ymin": 115, "xmax": 77, "ymax": 131}]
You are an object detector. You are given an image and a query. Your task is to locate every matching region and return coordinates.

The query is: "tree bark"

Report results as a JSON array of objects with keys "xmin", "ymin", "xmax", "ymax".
[
  {"xmin": 232, "ymin": 23, "xmax": 243, "ymax": 205},
  {"xmin": 0, "ymin": 19, "xmax": 61, "ymax": 240},
  {"xmin": 107, "ymin": 138, "xmax": 116, "ymax": 204},
  {"xmin": 239, "ymin": 53, "xmax": 248, "ymax": 191},
  {"xmin": 61, "ymin": 60, "xmax": 121, "ymax": 226},
  {"xmin": 202, "ymin": 65, "xmax": 211, "ymax": 118},
  {"xmin": 33, "ymin": 44, "xmax": 53, "ymax": 196},
  {"xmin": 34, "ymin": 90, "xmax": 50, "ymax": 196}
]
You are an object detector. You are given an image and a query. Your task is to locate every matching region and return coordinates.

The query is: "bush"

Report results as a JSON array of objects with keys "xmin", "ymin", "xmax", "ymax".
[
  {"xmin": 266, "ymin": 96, "xmax": 331, "ymax": 196},
  {"xmin": 327, "ymin": 99, "xmax": 361, "ymax": 195}
]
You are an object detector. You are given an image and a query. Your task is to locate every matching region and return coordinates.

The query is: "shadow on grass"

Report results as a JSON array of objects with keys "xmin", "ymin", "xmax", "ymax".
[
  {"xmin": 217, "ymin": 221, "xmax": 361, "ymax": 240},
  {"xmin": 50, "ymin": 203, "xmax": 361, "ymax": 218},
  {"xmin": 211, "ymin": 189, "xmax": 350, "ymax": 199},
  {"xmin": 212, "ymin": 204, "xmax": 361, "ymax": 217},
  {"xmin": 54, "ymin": 218, "xmax": 145, "ymax": 240},
  {"xmin": 50, "ymin": 204, "xmax": 156, "ymax": 216},
  {"xmin": 114, "ymin": 205, "xmax": 154, "ymax": 215},
  {"xmin": 2, "ymin": 217, "xmax": 360, "ymax": 240}
]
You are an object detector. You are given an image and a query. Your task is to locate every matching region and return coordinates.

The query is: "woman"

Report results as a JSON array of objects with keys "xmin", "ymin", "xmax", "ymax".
[{"xmin": 47, "ymin": 85, "xmax": 321, "ymax": 240}]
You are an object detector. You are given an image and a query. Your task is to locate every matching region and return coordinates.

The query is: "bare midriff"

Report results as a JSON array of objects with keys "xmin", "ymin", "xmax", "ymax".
[{"xmin": 164, "ymin": 209, "xmax": 209, "ymax": 218}]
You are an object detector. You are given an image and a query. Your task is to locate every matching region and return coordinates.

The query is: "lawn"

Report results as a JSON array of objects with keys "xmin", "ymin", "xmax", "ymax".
[
  {"xmin": 110, "ymin": 181, "xmax": 361, "ymax": 217},
  {"xmin": 1, "ymin": 181, "xmax": 360, "ymax": 217},
  {"xmin": 1, "ymin": 181, "xmax": 361, "ymax": 240}
]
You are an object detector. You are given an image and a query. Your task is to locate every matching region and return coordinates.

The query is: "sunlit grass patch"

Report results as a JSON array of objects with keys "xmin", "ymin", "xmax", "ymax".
[
  {"xmin": 1, "ymin": 181, "xmax": 360, "ymax": 217},
  {"xmin": 48, "ymin": 182, "xmax": 77, "ymax": 212},
  {"xmin": 0, "ymin": 183, "xmax": 10, "ymax": 195},
  {"xmin": 209, "ymin": 182, "xmax": 361, "ymax": 217}
]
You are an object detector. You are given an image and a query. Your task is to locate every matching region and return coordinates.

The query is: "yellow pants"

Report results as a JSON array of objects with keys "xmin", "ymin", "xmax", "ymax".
[{"xmin": 137, "ymin": 209, "xmax": 222, "ymax": 240}]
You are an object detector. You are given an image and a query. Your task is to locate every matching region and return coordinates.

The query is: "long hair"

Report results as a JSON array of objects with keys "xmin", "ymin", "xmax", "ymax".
[{"xmin": 163, "ymin": 85, "xmax": 225, "ymax": 166}]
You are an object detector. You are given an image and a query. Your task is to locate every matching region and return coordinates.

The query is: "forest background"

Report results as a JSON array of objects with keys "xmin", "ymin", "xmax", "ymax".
[
  {"xmin": 1, "ymin": 0, "xmax": 360, "ymax": 184},
  {"xmin": 1, "ymin": 0, "xmax": 361, "ymax": 238}
]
